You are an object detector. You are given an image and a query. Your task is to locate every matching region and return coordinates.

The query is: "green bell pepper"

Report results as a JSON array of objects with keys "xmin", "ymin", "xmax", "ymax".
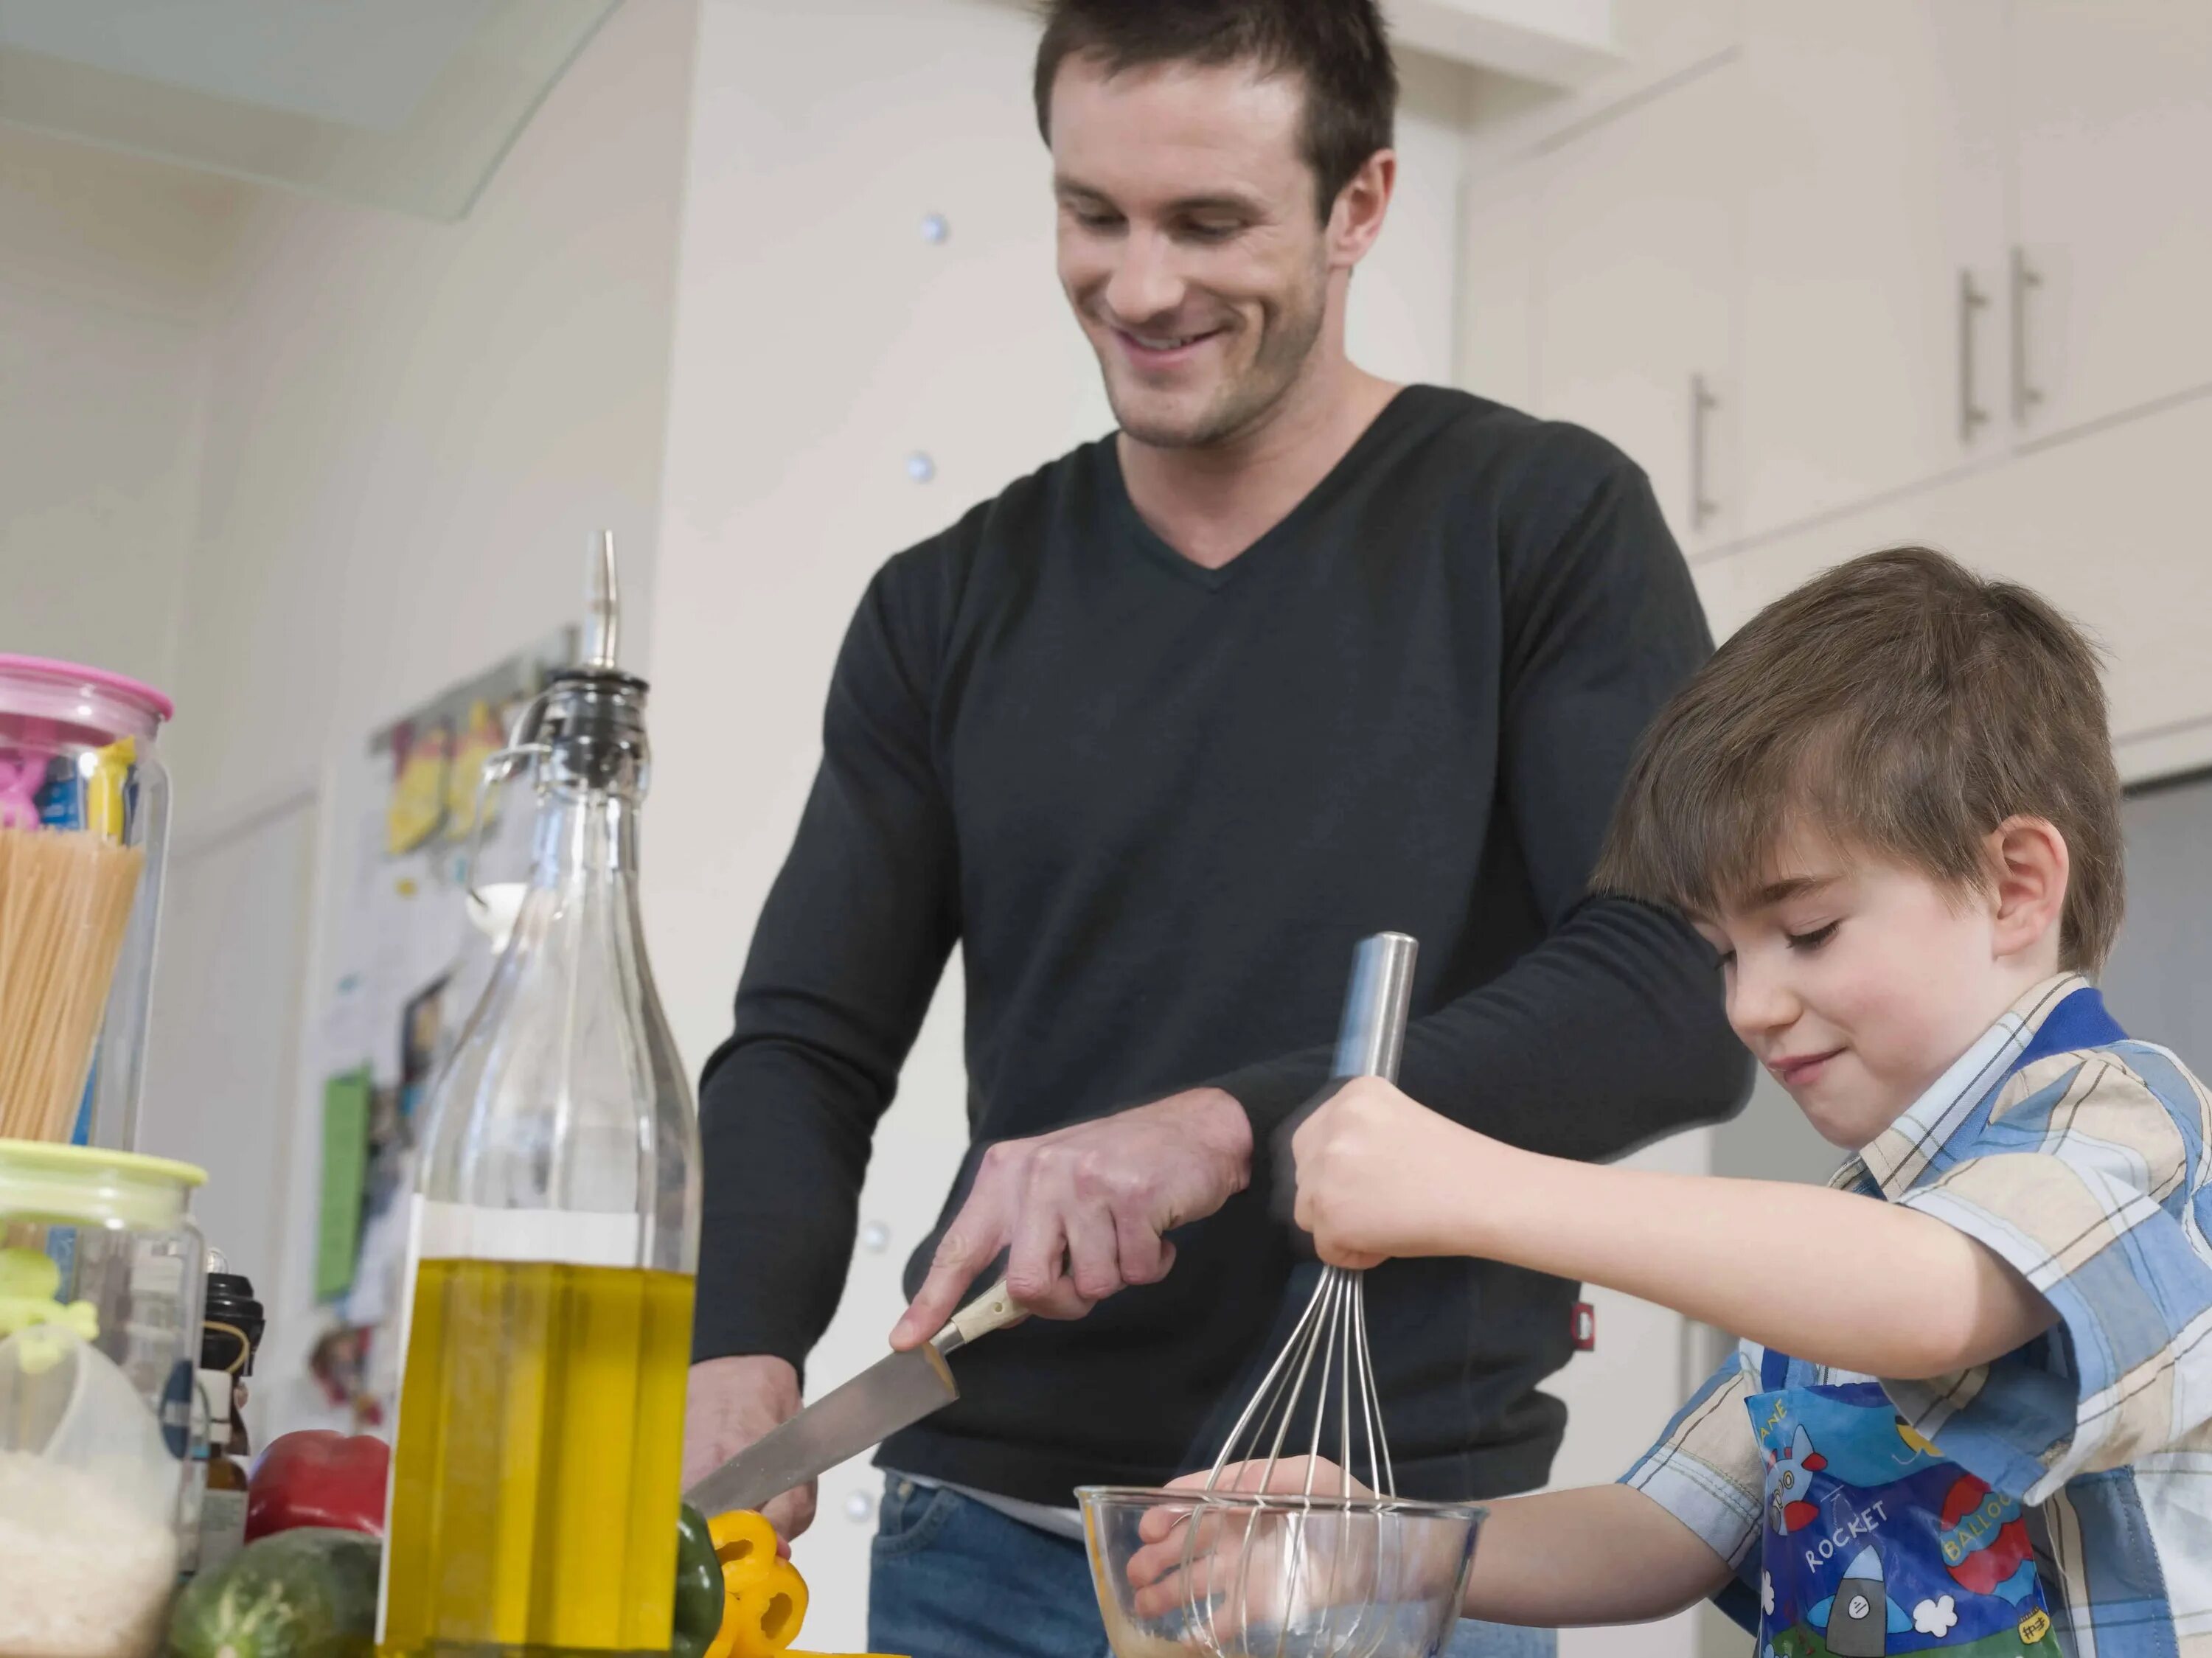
[{"xmin": 674, "ymin": 1502, "xmax": 728, "ymax": 1658}]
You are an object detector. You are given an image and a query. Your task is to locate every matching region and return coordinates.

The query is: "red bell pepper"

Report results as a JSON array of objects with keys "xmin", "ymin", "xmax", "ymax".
[{"xmin": 244, "ymin": 1429, "xmax": 391, "ymax": 1542}]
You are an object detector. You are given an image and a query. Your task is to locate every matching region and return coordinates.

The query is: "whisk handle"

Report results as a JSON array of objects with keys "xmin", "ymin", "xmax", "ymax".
[{"xmin": 1330, "ymin": 932, "xmax": 1418, "ymax": 1083}]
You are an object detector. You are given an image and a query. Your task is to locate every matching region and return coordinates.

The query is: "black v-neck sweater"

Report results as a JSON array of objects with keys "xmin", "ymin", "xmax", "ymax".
[{"xmin": 696, "ymin": 386, "xmax": 1751, "ymax": 1505}]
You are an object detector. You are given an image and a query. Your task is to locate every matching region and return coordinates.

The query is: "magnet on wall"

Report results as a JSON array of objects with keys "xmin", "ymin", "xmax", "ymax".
[
  {"xmin": 846, "ymin": 1490, "xmax": 875, "ymax": 1523},
  {"xmin": 921, "ymin": 213, "xmax": 949, "ymax": 244},
  {"xmin": 906, "ymin": 453, "xmax": 936, "ymax": 484},
  {"xmin": 861, "ymin": 1220, "xmax": 891, "ymax": 1253}
]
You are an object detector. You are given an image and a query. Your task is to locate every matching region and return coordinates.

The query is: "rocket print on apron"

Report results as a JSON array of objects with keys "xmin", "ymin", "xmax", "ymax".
[{"xmin": 1747, "ymin": 1373, "xmax": 2055, "ymax": 1657}]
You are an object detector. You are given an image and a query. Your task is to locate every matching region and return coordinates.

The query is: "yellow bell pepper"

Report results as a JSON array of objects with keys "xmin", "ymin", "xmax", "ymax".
[{"xmin": 705, "ymin": 1512, "xmax": 810, "ymax": 1658}]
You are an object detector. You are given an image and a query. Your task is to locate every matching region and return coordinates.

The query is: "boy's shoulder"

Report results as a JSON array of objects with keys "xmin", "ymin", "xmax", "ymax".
[{"xmin": 1972, "ymin": 1036, "xmax": 2212, "ymax": 1204}]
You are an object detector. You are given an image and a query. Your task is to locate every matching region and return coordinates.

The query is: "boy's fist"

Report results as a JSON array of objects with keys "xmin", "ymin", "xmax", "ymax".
[{"xmin": 1289, "ymin": 1076, "xmax": 1489, "ymax": 1267}]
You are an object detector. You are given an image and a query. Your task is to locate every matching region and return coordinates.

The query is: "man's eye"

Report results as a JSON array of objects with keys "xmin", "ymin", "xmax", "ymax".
[
  {"xmin": 1184, "ymin": 221, "xmax": 1241, "ymax": 242},
  {"xmin": 1785, "ymin": 922, "xmax": 1839, "ymax": 952}
]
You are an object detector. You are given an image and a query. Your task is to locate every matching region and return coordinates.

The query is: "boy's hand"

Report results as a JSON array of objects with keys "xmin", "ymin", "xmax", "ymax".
[
  {"xmin": 1290, "ymin": 1077, "xmax": 1495, "ymax": 1267},
  {"xmin": 1128, "ymin": 1460, "xmax": 1378, "ymax": 1618}
]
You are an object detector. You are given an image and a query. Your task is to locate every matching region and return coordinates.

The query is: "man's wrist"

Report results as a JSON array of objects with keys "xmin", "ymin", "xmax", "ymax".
[
  {"xmin": 1167, "ymin": 1085, "xmax": 1255, "ymax": 1180},
  {"xmin": 690, "ymin": 1351, "xmax": 803, "ymax": 1404}
]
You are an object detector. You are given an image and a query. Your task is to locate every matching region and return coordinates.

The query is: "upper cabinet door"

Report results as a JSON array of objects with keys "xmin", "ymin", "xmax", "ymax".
[
  {"xmin": 1733, "ymin": 0, "xmax": 2007, "ymax": 543},
  {"xmin": 1531, "ymin": 60, "xmax": 1744, "ymax": 551},
  {"xmin": 2008, "ymin": 0, "xmax": 2212, "ymax": 441}
]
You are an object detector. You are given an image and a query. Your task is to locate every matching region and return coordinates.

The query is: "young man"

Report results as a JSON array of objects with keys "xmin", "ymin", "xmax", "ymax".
[
  {"xmin": 1182, "ymin": 549, "xmax": 2212, "ymax": 1652},
  {"xmin": 683, "ymin": 4, "xmax": 1747, "ymax": 1655}
]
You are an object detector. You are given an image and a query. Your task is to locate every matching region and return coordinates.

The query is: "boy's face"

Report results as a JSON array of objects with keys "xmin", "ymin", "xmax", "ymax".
[{"xmin": 1691, "ymin": 823, "xmax": 2047, "ymax": 1149}]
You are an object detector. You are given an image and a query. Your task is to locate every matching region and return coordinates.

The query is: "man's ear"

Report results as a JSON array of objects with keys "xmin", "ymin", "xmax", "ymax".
[
  {"xmin": 1327, "ymin": 150, "xmax": 1395, "ymax": 271},
  {"xmin": 1987, "ymin": 815, "xmax": 2070, "ymax": 964}
]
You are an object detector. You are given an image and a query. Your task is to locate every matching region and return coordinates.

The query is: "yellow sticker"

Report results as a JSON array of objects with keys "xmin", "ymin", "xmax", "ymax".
[
  {"xmin": 1896, "ymin": 1418, "xmax": 1942, "ymax": 1458},
  {"xmin": 2019, "ymin": 1609, "xmax": 2051, "ymax": 1643}
]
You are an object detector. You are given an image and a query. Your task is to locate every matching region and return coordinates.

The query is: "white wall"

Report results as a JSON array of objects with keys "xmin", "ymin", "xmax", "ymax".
[
  {"xmin": 0, "ymin": 0, "xmax": 699, "ymax": 1432},
  {"xmin": 177, "ymin": 0, "xmax": 699, "ymax": 1426},
  {"xmin": 645, "ymin": 0, "xmax": 1470, "ymax": 1640},
  {"xmin": 0, "ymin": 126, "xmax": 243, "ymax": 686},
  {"xmin": 166, "ymin": 0, "xmax": 698, "ymax": 835}
]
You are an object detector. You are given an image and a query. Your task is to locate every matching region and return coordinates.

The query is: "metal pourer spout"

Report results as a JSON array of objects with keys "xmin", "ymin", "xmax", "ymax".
[
  {"xmin": 462, "ymin": 530, "xmax": 648, "ymax": 903},
  {"xmin": 584, "ymin": 529, "xmax": 621, "ymax": 672}
]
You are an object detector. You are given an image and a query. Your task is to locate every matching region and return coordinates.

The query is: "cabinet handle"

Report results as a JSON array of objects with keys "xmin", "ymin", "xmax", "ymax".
[
  {"xmin": 1958, "ymin": 268, "xmax": 1991, "ymax": 445},
  {"xmin": 2011, "ymin": 246, "xmax": 2045, "ymax": 426},
  {"xmin": 1689, "ymin": 372, "xmax": 1720, "ymax": 531}
]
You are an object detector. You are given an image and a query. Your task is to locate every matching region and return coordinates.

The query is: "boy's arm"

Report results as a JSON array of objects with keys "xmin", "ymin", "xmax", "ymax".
[
  {"xmin": 1292, "ymin": 1081, "xmax": 2055, "ymax": 1380},
  {"xmin": 1473, "ymin": 1158, "xmax": 2056, "ymax": 1380},
  {"xmin": 1463, "ymin": 1486, "xmax": 1732, "ymax": 1626}
]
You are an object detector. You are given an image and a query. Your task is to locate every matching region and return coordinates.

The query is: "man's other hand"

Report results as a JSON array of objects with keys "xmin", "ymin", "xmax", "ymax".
[
  {"xmin": 888, "ymin": 1087, "xmax": 1253, "ymax": 1347},
  {"xmin": 684, "ymin": 1354, "xmax": 815, "ymax": 1544}
]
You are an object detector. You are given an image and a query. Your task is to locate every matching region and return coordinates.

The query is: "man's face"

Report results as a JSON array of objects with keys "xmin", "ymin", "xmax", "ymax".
[{"xmin": 1048, "ymin": 54, "xmax": 1338, "ymax": 449}]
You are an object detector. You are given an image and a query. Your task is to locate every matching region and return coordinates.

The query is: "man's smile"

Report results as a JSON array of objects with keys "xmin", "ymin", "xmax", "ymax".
[{"xmin": 1108, "ymin": 322, "xmax": 1227, "ymax": 369}]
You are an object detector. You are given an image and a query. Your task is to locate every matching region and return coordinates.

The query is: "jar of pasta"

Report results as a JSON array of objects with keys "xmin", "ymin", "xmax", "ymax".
[{"xmin": 0, "ymin": 655, "xmax": 172, "ymax": 1149}]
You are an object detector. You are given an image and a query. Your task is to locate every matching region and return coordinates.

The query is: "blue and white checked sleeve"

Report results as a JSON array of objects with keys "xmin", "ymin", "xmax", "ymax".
[
  {"xmin": 1884, "ymin": 1048, "xmax": 2212, "ymax": 1504},
  {"xmin": 1618, "ymin": 1344, "xmax": 1766, "ymax": 1599}
]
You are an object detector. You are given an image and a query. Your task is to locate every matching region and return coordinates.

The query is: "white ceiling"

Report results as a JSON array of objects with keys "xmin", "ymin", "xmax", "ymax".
[
  {"xmin": 0, "ymin": 0, "xmax": 616, "ymax": 220},
  {"xmin": 0, "ymin": 0, "xmax": 497, "ymax": 132}
]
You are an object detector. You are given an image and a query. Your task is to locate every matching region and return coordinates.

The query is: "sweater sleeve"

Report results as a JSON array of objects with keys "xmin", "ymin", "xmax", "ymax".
[
  {"xmin": 691, "ymin": 550, "xmax": 961, "ymax": 1373},
  {"xmin": 1211, "ymin": 448, "xmax": 1752, "ymax": 1165}
]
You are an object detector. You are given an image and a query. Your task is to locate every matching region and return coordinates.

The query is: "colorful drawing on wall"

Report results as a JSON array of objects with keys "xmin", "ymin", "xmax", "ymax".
[{"xmin": 306, "ymin": 628, "xmax": 576, "ymax": 1431}]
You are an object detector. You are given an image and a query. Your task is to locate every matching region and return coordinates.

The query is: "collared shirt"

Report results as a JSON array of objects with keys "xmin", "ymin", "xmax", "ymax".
[{"xmin": 1621, "ymin": 974, "xmax": 2212, "ymax": 1655}]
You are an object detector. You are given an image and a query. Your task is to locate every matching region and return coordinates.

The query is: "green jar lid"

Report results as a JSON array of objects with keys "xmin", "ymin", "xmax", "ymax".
[{"xmin": 0, "ymin": 1138, "xmax": 206, "ymax": 1230}]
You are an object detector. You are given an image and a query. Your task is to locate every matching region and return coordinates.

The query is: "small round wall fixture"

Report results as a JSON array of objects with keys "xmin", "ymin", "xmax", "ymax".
[
  {"xmin": 906, "ymin": 453, "xmax": 936, "ymax": 484},
  {"xmin": 920, "ymin": 212, "xmax": 950, "ymax": 244}
]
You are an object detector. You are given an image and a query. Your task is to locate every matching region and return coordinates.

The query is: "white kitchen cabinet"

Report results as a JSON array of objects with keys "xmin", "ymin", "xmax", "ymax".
[
  {"xmin": 1461, "ymin": 0, "xmax": 1743, "ymax": 175},
  {"xmin": 1693, "ymin": 388, "xmax": 2212, "ymax": 783},
  {"xmin": 1733, "ymin": 0, "xmax": 2008, "ymax": 540},
  {"xmin": 2008, "ymin": 0, "xmax": 2212, "ymax": 442},
  {"xmin": 1531, "ymin": 59, "xmax": 1743, "ymax": 549}
]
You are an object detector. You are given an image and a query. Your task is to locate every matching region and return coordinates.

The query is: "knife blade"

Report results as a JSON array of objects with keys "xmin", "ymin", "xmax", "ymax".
[{"xmin": 684, "ymin": 1276, "xmax": 1021, "ymax": 1519}]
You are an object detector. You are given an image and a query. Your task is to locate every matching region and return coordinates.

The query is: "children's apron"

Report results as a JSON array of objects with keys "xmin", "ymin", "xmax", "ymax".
[
  {"xmin": 1746, "ymin": 1368, "xmax": 2053, "ymax": 1656},
  {"xmin": 1743, "ymin": 986, "xmax": 2128, "ymax": 1657}
]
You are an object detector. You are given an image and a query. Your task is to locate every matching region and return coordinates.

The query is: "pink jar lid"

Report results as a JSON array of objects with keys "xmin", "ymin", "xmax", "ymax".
[{"xmin": 0, "ymin": 654, "xmax": 173, "ymax": 722}]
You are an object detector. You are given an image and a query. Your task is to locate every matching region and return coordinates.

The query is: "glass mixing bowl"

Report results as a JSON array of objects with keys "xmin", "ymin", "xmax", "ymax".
[{"xmin": 1080, "ymin": 1485, "xmax": 1486, "ymax": 1658}]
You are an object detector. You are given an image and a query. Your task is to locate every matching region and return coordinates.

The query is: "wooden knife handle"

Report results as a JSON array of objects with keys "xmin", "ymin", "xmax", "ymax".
[{"xmin": 933, "ymin": 1275, "xmax": 1023, "ymax": 1353}]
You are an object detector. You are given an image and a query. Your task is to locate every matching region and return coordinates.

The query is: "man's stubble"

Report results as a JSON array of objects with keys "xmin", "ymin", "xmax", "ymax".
[{"xmin": 1105, "ymin": 252, "xmax": 1332, "ymax": 453}]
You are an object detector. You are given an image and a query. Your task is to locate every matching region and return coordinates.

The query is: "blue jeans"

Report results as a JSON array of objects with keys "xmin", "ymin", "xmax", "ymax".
[{"xmin": 869, "ymin": 1478, "xmax": 1556, "ymax": 1658}]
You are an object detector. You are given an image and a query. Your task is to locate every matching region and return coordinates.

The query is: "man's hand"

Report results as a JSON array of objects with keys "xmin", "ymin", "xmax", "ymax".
[
  {"xmin": 888, "ymin": 1087, "xmax": 1253, "ymax": 1348},
  {"xmin": 1290, "ymin": 1076, "xmax": 1495, "ymax": 1268},
  {"xmin": 684, "ymin": 1354, "xmax": 815, "ymax": 1543}
]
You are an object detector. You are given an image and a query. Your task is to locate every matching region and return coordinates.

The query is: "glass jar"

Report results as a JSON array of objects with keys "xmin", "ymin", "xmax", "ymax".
[
  {"xmin": 0, "ymin": 1140, "xmax": 209, "ymax": 1658},
  {"xmin": 0, "ymin": 656, "xmax": 173, "ymax": 1149}
]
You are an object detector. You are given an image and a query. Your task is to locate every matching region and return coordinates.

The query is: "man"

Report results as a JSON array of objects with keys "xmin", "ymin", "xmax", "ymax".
[{"xmin": 684, "ymin": 4, "xmax": 1750, "ymax": 1655}]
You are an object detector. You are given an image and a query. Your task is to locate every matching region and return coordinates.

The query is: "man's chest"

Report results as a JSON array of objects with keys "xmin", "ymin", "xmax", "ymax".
[{"xmin": 934, "ymin": 540, "xmax": 1510, "ymax": 900}]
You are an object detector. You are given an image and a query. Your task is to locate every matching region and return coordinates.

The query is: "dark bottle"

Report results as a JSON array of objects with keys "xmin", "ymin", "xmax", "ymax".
[{"xmin": 192, "ymin": 1255, "xmax": 265, "ymax": 1575}]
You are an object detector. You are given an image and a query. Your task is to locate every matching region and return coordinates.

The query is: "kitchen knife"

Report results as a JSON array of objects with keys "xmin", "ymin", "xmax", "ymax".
[{"xmin": 684, "ymin": 1276, "xmax": 1023, "ymax": 1519}]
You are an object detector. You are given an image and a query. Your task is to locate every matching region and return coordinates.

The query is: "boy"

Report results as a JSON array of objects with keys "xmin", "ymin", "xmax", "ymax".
[{"xmin": 1145, "ymin": 548, "xmax": 2212, "ymax": 1653}]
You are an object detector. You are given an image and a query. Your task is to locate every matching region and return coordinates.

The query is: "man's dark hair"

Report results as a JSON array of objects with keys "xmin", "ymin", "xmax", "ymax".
[{"xmin": 1032, "ymin": 0, "xmax": 1398, "ymax": 220}]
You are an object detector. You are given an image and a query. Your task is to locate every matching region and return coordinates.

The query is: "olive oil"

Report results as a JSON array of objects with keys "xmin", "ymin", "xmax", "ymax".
[{"xmin": 378, "ymin": 1258, "xmax": 695, "ymax": 1654}]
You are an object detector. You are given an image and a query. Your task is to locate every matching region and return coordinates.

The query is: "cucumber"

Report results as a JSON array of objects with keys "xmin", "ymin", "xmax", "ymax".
[{"xmin": 169, "ymin": 1528, "xmax": 380, "ymax": 1658}]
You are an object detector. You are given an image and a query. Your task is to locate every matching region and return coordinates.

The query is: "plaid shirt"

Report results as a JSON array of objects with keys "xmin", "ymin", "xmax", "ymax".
[{"xmin": 1621, "ymin": 974, "xmax": 2212, "ymax": 1656}]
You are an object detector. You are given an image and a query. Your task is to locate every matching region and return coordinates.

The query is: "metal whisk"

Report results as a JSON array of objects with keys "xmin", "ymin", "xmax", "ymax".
[{"xmin": 1185, "ymin": 931, "xmax": 1418, "ymax": 1658}]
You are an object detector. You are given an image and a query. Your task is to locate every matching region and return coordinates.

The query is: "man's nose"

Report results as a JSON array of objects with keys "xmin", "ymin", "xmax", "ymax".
[{"xmin": 1102, "ymin": 227, "xmax": 1185, "ymax": 327}]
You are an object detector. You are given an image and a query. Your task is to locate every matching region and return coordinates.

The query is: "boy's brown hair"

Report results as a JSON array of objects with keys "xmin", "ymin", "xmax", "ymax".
[{"xmin": 1594, "ymin": 547, "xmax": 2124, "ymax": 970}]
